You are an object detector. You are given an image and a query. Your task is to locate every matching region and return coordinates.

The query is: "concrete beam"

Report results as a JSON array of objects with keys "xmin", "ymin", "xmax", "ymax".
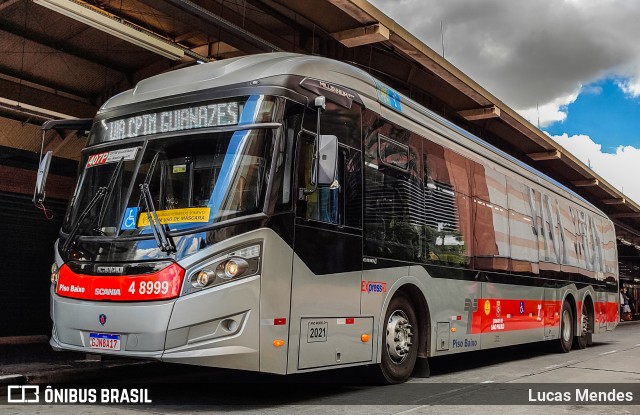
[
  {"xmin": 0, "ymin": 65, "xmax": 91, "ymax": 103},
  {"xmin": 332, "ymin": 23, "xmax": 389, "ymax": 47},
  {"xmin": 603, "ymin": 198, "xmax": 626, "ymax": 205},
  {"xmin": 0, "ymin": 77, "xmax": 97, "ymax": 119},
  {"xmin": 0, "ymin": 0, "xmax": 21, "ymax": 12},
  {"xmin": 0, "ymin": 17, "xmax": 134, "ymax": 75},
  {"xmin": 458, "ymin": 105, "xmax": 500, "ymax": 121},
  {"xmin": 572, "ymin": 178, "xmax": 599, "ymax": 187},
  {"xmin": 0, "ymin": 97, "xmax": 74, "ymax": 120},
  {"xmin": 527, "ymin": 149, "xmax": 561, "ymax": 161},
  {"xmin": 610, "ymin": 213, "xmax": 640, "ymax": 219}
]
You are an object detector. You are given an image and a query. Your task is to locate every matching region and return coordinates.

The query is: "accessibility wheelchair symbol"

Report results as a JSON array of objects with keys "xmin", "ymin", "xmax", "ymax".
[{"xmin": 121, "ymin": 207, "xmax": 139, "ymax": 230}]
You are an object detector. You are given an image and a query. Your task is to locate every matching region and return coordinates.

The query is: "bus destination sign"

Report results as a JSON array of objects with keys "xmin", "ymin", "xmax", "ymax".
[{"xmin": 104, "ymin": 101, "xmax": 239, "ymax": 141}]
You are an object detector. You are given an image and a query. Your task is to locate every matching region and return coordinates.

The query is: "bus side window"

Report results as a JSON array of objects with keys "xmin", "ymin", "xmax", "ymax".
[
  {"xmin": 342, "ymin": 147, "xmax": 362, "ymax": 229},
  {"xmin": 296, "ymin": 136, "xmax": 362, "ymax": 227},
  {"xmin": 363, "ymin": 116, "xmax": 423, "ymax": 262},
  {"xmin": 297, "ymin": 131, "xmax": 340, "ymax": 224},
  {"xmin": 296, "ymin": 101, "xmax": 362, "ymax": 226}
]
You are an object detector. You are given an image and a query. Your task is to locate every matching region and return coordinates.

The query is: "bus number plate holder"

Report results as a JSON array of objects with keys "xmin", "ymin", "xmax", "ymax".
[
  {"xmin": 307, "ymin": 321, "xmax": 328, "ymax": 343},
  {"xmin": 89, "ymin": 333, "xmax": 121, "ymax": 350}
]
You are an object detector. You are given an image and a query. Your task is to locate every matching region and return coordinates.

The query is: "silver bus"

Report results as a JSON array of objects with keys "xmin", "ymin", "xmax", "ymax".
[{"xmin": 35, "ymin": 53, "xmax": 619, "ymax": 384}]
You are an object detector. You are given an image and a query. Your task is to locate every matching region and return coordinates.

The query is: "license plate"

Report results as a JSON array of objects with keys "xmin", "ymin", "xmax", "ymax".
[
  {"xmin": 89, "ymin": 333, "xmax": 121, "ymax": 350},
  {"xmin": 307, "ymin": 321, "xmax": 328, "ymax": 343}
]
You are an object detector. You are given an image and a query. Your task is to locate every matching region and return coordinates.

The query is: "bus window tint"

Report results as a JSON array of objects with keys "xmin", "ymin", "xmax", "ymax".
[
  {"xmin": 301, "ymin": 102, "xmax": 362, "ymax": 150},
  {"xmin": 472, "ymin": 164, "xmax": 511, "ymax": 271},
  {"xmin": 297, "ymin": 131, "xmax": 340, "ymax": 224},
  {"xmin": 362, "ymin": 110, "xmax": 474, "ymax": 267},
  {"xmin": 342, "ymin": 148, "xmax": 362, "ymax": 228},
  {"xmin": 363, "ymin": 116, "xmax": 424, "ymax": 262},
  {"xmin": 122, "ymin": 129, "xmax": 274, "ymax": 234},
  {"xmin": 162, "ymin": 158, "xmax": 192, "ymax": 209},
  {"xmin": 422, "ymin": 140, "xmax": 472, "ymax": 267}
]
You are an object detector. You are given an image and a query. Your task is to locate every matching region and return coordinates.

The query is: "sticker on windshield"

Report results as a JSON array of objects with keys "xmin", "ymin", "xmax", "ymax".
[
  {"xmin": 86, "ymin": 147, "xmax": 138, "ymax": 168},
  {"xmin": 137, "ymin": 207, "xmax": 211, "ymax": 227},
  {"xmin": 172, "ymin": 164, "xmax": 187, "ymax": 174},
  {"xmin": 121, "ymin": 207, "xmax": 140, "ymax": 230}
]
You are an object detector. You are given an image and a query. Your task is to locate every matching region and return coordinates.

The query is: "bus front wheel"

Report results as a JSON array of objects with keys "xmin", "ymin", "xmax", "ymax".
[
  {"xmin": 378, "ymin": 293, "xmax": 419, "ymax": 384},
  {"xmin": 558, "ymin": 300, "xmax": 574, "ymax": 353}
]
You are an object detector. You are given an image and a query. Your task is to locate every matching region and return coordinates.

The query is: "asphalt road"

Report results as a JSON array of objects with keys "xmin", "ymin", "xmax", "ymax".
[{"xmin": 3, "ymin": 322, "xmax": 640, "ymax": 414}]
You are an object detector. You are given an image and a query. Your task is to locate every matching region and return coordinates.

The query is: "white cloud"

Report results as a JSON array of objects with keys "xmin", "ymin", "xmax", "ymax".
[
  {"xmin": 616, "ymin": 78, "xmax": 640, "ymax": 98},
  {"xmin": 518, "ymin": 89, "xmax": 580, "ymax": 127},
  {"xmin": 552, "ymin": 133, "xmax": 640, "ymax": 203},
  {"xmin": 369, "ymin": 0, "xmax": 640, "ymax": 114}
]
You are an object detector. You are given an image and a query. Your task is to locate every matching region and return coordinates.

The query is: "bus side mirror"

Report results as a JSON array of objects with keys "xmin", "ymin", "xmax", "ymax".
[
  {"xmin": 317, "ymin": 135, "xmax": 338, "ymax": 186},
  {"xmin": 33, "ymin": 150, "xmax": 53, "ymax": 205}
]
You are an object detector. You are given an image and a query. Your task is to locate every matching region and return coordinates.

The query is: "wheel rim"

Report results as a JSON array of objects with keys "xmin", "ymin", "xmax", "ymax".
[
  {"xmin": 386, "ymin": 310, "xmax": 413, "ymax": 364},
  {"xmin": 562, "ymin": 309, "xmax": 572, "ymax": 342},
  {"xmin": 581, "ymin": 310, "xmax": 588, "ymax": 336}
]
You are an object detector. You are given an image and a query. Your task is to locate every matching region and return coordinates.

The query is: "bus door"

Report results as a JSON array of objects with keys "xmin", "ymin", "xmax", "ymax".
[{"xmin": 289, "ymin": 129, "xmax": 366, "ymax": 370}]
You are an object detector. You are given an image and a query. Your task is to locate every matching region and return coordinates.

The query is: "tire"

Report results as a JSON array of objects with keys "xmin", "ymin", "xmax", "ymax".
[
  {"xmin": 558, "ymin": 300, "xmax": 574, "ymax": 353},
  {"xmin": 573, "ymin": 303, "xmax": 591, "ymax": 350},
  {"xmin": 378, "ymin": 293, "xmax": 419, "ymax": 384}
]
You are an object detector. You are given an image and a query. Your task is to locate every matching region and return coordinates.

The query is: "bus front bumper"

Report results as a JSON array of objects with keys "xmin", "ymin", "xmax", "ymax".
[{"xmin": 50, "ymin": 275, "xmax": 260, "ymax": 370}]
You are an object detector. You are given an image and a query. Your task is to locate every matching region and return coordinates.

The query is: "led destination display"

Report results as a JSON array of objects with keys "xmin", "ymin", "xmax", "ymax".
[{"xmin": 103, "ymin": 101, "xmax": 240, "ymax": 141}]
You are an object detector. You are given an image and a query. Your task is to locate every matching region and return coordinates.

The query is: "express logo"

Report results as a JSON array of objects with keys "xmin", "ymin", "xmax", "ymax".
[
  {"xmin": 99, "ymin": 314, "xmax": 107, "ymax": 326},
  {"xmin": 361, "ymin": 281, "xmax": 387, "ymax": 293}
]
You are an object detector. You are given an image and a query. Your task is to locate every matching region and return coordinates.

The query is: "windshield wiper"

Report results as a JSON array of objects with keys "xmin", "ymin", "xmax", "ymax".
[
  {"xmin": 94, "ymin": 158, "xmax": 125, "ymax": 234},
  {"xmin": 62, "ymin": 158, "xmax": 125, "ymax": 254},
  {"xmin": 136, "ymin": 152, "xmax": 175, "ymax": 253},
  {"xmin": 62, "ymin": 188, "xmax": 106, "ymax": 255},
  {"xmin": 139, "ymin": 182, "xmax": 175, "ymax": 253}
]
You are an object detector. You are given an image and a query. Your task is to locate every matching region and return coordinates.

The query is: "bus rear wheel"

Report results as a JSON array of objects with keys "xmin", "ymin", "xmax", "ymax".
[
  {"xmin": 558, "ymin": 300, "xmax": 574, "ymax": 353},
  {"xmin": 378, "ymin": 293, "xmax": 419, "ymax": 384},
  {"xmin": 574, "ymin": 304, "xmax": 591, "ymax": 350}
]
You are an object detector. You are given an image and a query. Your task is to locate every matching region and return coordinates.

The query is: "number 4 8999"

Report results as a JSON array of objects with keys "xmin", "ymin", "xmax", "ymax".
[{"xmin": 128, "ymin": 280, "xmax": 170, "ymax": 296}]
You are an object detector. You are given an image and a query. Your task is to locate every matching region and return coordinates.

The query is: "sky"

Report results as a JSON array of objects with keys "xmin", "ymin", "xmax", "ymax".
[{"xmin": 369, "ymin": 0, "xmax": 640, "ymax": 203}]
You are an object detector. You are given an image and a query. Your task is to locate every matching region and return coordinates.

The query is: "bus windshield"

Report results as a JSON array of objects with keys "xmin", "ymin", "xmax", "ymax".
[{"xmin": 62, "ymin": 128, "xmax": 277, "ymax": 238}]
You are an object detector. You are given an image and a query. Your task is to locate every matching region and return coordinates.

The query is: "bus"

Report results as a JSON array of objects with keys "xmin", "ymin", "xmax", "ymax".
[{"xmin": 35, "ymin": 53, "xmax": 619, "ymax": 384}]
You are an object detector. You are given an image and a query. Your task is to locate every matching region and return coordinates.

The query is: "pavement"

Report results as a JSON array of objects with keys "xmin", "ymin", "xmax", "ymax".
[
  {"xmin": 0, "ymin": 337, "xmax": 157, "ymax": 385},
  {"xmin": 2, "ymin": 319, "xmax": 640, "ymax": 386}
]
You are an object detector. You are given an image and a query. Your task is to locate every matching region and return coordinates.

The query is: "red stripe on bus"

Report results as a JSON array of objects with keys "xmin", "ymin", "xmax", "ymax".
[
  {"xmin": 470, "ymin": 298, "xmax": 618, "ymax": 334},
  {"xmin": 55, "ymin": 263, "xmax": 184, "ymax": 301}
]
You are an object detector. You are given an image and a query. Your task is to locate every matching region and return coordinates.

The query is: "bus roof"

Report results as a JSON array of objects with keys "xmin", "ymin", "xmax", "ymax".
[
  {"xmin": 97, "ymin": 52, "xmax": 604, "ymax": 218},
  {"xmin": 99, "ymin": 53, "xmax": 376, "ymax": 112}
]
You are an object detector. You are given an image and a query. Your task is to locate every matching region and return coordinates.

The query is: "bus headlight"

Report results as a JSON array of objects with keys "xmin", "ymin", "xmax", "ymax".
[
  {"xmin": 51, "ymin": 263, "xmax": 59, "ymax": 283},
  {"xmin": 191, "ymin": 269, "xmax": 216, "ymax": 288},
  {"xmin": 186, "ymin": 243, "xmax": 261, "ymax": 293},
  {"xmin": 216, "ymin": 258, "xmax": 249, "ymax": 280}
]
